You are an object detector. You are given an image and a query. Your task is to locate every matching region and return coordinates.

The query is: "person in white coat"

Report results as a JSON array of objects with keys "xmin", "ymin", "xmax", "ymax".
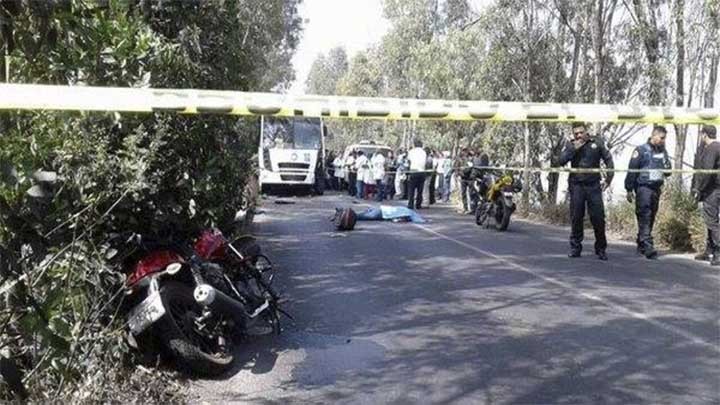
[
  {"xmin": 354, "ymin": 151, "xmax": 370, "ymax": 199},
  {"xmin": 438, "ymin": 151, "xmax": 454, "ymax": 203},
  {"xmin": 371, "ymin": 151, "xmax": 386, "ymax": 201},
  {"xmin": 395, "ymin": 149, "xmax": 408, "ymax": 200}
]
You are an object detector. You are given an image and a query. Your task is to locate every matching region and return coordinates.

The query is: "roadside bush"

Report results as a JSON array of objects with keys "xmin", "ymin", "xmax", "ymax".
[
  {"xmin": 0, "ymin": 0, "xmax": 301, "ymax": 401},
  {"xmin": 605, "ymin": 200, "xmax": 637, "ymax": 241},
  {"xmin": 654, "ymin": 185, "xmax": 705, "ymax": 252},
  {"xmin": 534, "ymin": 186, "xmax": 706, "ymax": 252}
]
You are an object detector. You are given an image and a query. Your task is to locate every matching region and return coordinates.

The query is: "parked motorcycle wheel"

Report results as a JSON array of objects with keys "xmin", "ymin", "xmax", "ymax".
[
  {"xmin": 155, "ymin": 282, "xmax": 234, "ymax": 376},
  {"xmin": 254, "ymin": 254, "xmax": 275, "ymax": 286},
  {"xmin": 496, "ymin": 200, "xmax": 513, "ymax": 231},
  {"xmin": 475, "ymin": 203, "xmax": 488, "ymax": 226},
  {"xmin": 245, "ymin": 276, "xmax": 281, "ymax": 335}
]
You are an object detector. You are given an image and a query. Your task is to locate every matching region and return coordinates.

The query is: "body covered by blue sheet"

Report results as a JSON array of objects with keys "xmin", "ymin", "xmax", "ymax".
[{"xmin": 356, "ymin": 205, "xmax": 426, "ymax": 223}]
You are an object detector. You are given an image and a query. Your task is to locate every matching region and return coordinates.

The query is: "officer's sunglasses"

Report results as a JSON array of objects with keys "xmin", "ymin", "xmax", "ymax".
[{"xmin": 573, "ymin": 130, "xmax": 585, "ymax": 136}]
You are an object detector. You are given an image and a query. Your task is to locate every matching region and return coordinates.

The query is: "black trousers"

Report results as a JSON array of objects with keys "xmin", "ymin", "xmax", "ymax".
[
  {"xmin": 407, "ymin": 173, "xmax": 426, "ymax": 209},
  {"xmin": 635, "ymin": 185, "xmax": 661, "ymax": 251},
  {"xmin": 348, "ymin": 172, "xmax": 357, "ymax": 196},
  {"xmin": 460, "ymin": 180, "xmax": 471, "ymax": 211},
  {"xmin": 702, "ymin": 188, "xmax": 720, "ymax": 254},
  {"xmin": 428, "ymin": 173, "xmax": 437, "ymax": 204},
  {"xmin": 569, "ymin": 182, "xmax": 607, "ymax": 253}
]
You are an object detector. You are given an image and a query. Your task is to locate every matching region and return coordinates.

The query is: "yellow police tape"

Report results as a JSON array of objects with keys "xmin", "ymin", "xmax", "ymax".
[
  {"xmin": 344, "ymin": 167, "xmax": 719, "ymax": 175},
  {"xmin": 473, "ymin": 166, "xmax": 719, "ymax": 174},
  {"xmin": 1, "ymin": 83, "xmax": 719, "ymax": 124}
]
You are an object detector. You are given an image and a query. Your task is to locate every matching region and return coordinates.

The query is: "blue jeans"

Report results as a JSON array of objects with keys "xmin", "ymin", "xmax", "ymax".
[
  {"xmin": 442, "ymin": 174, "xmax": 452, "ymax": 202},
  {"xmin": 375, "ymin": 180, "xmax": 385, "ymax": 201},
  {"xmin": 356, "ymin": 180, "xmax": 365, "ymax": 199}
]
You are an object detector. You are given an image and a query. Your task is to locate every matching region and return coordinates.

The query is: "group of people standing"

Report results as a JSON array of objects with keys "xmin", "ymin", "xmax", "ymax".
[
  {"xmin": 327, "ymin": 150, "xmax": 395, "ymax": 201},
  {"xmin": 325, "ymin": 142, "xmax": 455, "ymax": 209},
  {"xmin": 559, "ymin": 122, "xmax": 719, "ymax": 265},
  {"xmin": 324, "ymin": 122, "xmax": 720, "ymax": 266}
]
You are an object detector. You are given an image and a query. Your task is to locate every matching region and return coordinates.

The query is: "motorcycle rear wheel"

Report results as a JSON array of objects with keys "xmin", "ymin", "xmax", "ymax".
[{"xmin": 155, "ymin": 282, "xmax": 234, "ymax": 376}]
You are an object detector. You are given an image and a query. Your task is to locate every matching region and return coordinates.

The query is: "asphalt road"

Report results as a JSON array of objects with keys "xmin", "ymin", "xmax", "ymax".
[{"xmin": 192, "ymin": 192, "xmax": 720, "ymax": 405}]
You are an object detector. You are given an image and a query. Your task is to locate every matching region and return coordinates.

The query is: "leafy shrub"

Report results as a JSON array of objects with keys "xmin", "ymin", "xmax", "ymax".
[
  {"xmin": 654, "ymin": 185, "xmax": 705, "ymax": 252},
  {"xmin": 0, "ymin": 0, "xmax": 301, "ymax": 401},
  {"xmin": 605, "ymin": 200, "xmax": 637, "ymax": 241},
  {"xmin": 527, "ymin": 186, "xmax": 705, "ymax": 253}
]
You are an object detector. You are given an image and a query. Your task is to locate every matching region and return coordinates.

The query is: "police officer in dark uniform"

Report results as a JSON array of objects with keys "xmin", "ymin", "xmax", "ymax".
[
  {"xmin": 559, "ymin": 122, "xmax": 614, "ymax": 260},
  {"xmin": 624, "ymin": 126, "xmax": 671, "ymax": 259}
]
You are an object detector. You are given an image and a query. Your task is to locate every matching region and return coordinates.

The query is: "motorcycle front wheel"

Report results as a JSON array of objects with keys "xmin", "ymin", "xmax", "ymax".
[
  {"xmin": 475, "ymin": 203, "xmax": 488, "ymax": 226},
  {"xmin": 155, "ymin": 282, "xmax": 234, "ymax": 376},
  {"xmin": 496, "ymin": 200, "xmax": 513, "ymax": 231}
]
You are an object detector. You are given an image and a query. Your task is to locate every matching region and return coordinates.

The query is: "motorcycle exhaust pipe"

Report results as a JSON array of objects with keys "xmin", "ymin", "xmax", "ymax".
[{"xmin": 193, "ymin": 284, "xmax": 269, "ymax": 325}]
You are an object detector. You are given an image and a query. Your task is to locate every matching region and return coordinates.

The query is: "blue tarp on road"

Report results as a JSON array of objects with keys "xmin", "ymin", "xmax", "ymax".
[{"xmin": 356, "ymin": 205, "xmax": 426, "ymax": 223}]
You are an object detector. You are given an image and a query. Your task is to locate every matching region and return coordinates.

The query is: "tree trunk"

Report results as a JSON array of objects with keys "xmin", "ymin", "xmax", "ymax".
[
  {"xmin": 705, "ymin": 55, "xmax": 718, "ymax": 108},
  {"xmin": 632, "ymin": 0, "xmax": 664, "ymax": 105},
  {"xmin": 593, "ymin": 0, "xmax": 605, "ymax": 105},
  {"xmin": 521, "ymin": 1, "xmax": 535, "ymax": 213},
  {"xmin": 672, "ymin": 0, "xmax": 687, "ymax": 188},
  {"xmin": 569, "ymin": 31, "xmax": 582, "ymax": 100},
  {"xmin": 547, "ymin": 130, "xmax": 564, "ymax": 204},
  {"xmin": 523, "ymin": 122, "xmax": 531, "ymax": 211},
  {"xmin": 700, "ymin": 4, "xmax": 718, "ymax": 149}
]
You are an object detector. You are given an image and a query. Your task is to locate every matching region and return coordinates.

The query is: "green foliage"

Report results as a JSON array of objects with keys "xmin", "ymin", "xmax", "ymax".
[
  {"xmin": 306, "ymin": 47, "xmax": 349, "ymax": 95},
  {"xmin": 538, "ymin": 186, "xmax": 707, "ymax": 253},
  {"xmin": 605, "ymin": 200, "xmax": 638, "ymax": 241},
  {"xmin": 655, "ymin": 185, "xmax": 705, "ymax": 252},
  {"xmin": 0, "ymin": 0, "xmax": 301, "ymax": 401}
]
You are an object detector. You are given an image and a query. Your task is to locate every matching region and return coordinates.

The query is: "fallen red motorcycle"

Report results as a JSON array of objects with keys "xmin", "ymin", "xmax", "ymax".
[{"xmin": 109, "ymin": 229, "xmax": 283, "ymax": 376}]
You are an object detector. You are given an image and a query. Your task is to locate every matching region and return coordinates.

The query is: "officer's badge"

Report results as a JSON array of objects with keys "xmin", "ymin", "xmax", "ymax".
[
  {"xmin": 632, "ymin": 150, "xmax": 639, "ymax": 159},
  {"xmin": 591, "ymin": 143, "xmax": 598, "ymax": 149}
]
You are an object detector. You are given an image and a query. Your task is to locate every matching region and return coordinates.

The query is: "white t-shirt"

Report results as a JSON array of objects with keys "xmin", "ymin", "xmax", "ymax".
[
  {"xmin": 441, "ymin": 158, "xmax": 454, "ymax": 176},
  {"xmin": 344, "ymin": 155, "xmax": 355, "ymax": 180},
  {"xmin": 435, "ymin": 158, "xmax": 445, "ymax": 174},
  {"xmin": 333, "ymin": 157, "xmax": 344, "ymax": 178},
  {"xmin": 355, "ymin": 155, "xmax": 370, "ymax": 181},
  {"xmin": 408, "ymin": 147, "xmax": 428, "ymax": 172},
  {"xmin": 371, "ymin": 154, "xmax": 386, "ymax": 181}
]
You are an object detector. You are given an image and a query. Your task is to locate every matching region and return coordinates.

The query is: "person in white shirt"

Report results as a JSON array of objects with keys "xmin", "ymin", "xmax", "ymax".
[
  {"xmin": 371, "ymin": 151, "xmax": 386, "ymax": 201},
  {"xmin": 395, "ymin": 149, "xmax": 408, "ymax": 200},
  {"xmin": 333, "ymin": 155, "xmax": 345, "ymax": 191},
  {"xmin": 407, "ymin": 140, "xmax": 428, "ymax": 209},
  {"xmin": 354, "ymin": 151, "xmax": 370, "ymax": 199},
  {"xmin": 438, "ymin": 151, "xmax": 454, "ymax": 203}
]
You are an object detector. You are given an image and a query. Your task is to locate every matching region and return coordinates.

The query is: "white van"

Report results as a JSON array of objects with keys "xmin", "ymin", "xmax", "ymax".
[
  {"xmin": 342, "ymin": 141, "xmax": 393, "ymax": 160},
  {"xmin": 259, "ymin": 117, "xmax": 327, "ymax": 194}
]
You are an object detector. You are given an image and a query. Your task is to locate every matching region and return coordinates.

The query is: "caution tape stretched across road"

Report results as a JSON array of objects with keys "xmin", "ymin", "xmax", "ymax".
[
  {"xmin": 472, "ymin": 166, "xmax": 719, "ymax": 174},
  {"xmin": 342, "ymin": 167, "xmax": 720, "ymax": 175},
  {"xmin": 1, "ymin": 83, "xmax": 719, "ymax": 124}
]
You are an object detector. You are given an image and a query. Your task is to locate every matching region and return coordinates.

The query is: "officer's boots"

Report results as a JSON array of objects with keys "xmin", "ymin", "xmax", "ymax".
[
  {"xmin": 711, "ymin": 250, "xmax": 720, "ymax": 266},
  {"xmin": 695, "ymin": 244, "xmax": 714, "ymax": 262}
]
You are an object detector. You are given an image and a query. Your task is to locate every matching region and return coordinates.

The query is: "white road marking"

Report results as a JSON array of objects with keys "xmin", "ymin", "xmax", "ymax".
[{"xmin": 414, "ymin": 223, "xmax": 720, "ymax": 353}]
